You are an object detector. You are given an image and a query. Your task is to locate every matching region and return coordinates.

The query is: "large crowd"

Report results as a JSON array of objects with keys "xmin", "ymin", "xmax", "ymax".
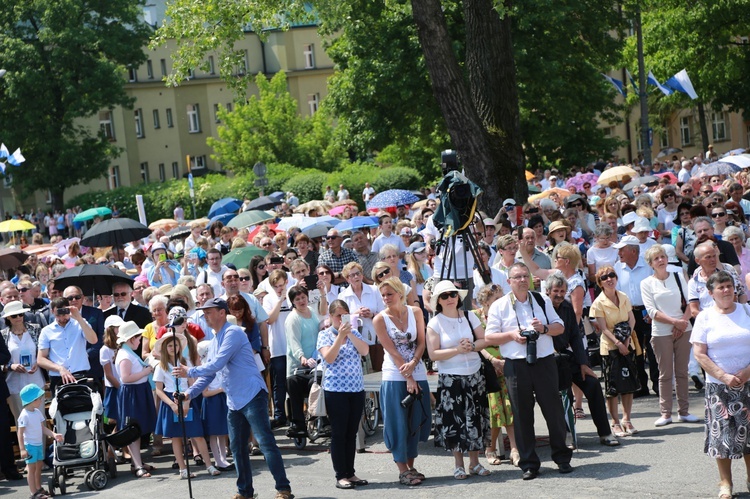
[{"xmin": 3, "ymin": 151, "xmax": 750, "ymax": 499}]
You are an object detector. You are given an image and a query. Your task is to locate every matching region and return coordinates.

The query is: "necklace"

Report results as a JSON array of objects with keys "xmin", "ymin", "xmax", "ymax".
[{"xmin": 387, "ymin": 307, "xmax": 407, "ymax": 330}]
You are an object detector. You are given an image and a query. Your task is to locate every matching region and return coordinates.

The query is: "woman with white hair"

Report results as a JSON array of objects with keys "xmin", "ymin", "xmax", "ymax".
[{"xmin": 723, "ymin": 225, "xmax": 750, "ymax": 288}]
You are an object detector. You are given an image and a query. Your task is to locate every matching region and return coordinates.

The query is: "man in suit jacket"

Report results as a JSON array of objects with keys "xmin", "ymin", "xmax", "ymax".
[
  {"xmin": 63, "ymin": 286, "xmax": 105, "ymax": 382},
  {"xmin": 104, "ymin": 282, "xmax": 152, "ymax": 356}
]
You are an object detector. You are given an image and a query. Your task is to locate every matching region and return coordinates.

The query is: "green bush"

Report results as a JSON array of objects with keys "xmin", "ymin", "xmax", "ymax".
[
  {"xmin": 372, "ymin": 167, "xmax": 423, "ymax": 193},
  {"xmin": 326, "ymin": 161, "xmax": 382, "ymax": 211},
  {"xmin": 282, "ymin": 172, "xmax": 328, "ymax": 204}
]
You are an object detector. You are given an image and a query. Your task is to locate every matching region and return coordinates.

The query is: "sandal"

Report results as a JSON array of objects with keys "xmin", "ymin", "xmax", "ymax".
[
  {"xmin": 574, "ymin": 407, "xmax": 586, "ymax": 419},
  {"xmin": 408, "ymin": 468, "xmax": 425, "ymax": 481},
  {"xmin": 194, "ymin": 454, "xmax": 205, "ymax": 466},
  {"xmin": 132, "ymin": 463, "xmax": 156, "ymax": 473},
  {"xmin": 510, "ymin": 449, "xmax": 521, "ymax": 467},
  {"xmin": 453, "ymin": 467, "xmax": 468, "ymax": 480},
  {"xmin": 470, "ymin": 463, "xmax": 491, "ymax": 476},
  {"xmin": 133, "ymin": 467, "xmax": 151, "ymax": 478},
  {"xmin": 180, "ymin": 468, "xmax": 196, "ymax": 479},
  {"xmin": 485, "ymin": 450, "xmax": 501, "ymax": 465},
  {"xmin": 622, "ymin": 420, "xmax": 638, "ymax": 435},
  {"xmin": 612, "ymin": 423, "xmax": 628, "ymax": 438},
  {"xmin": 207, "ymin": 465, "xmax": 221, "ymax": 476},
  {"xmin": 719, "ymin": 483, "xmax": 732, "ymax": 499},
  {"xmin": 398, "ymin": 470, "xmax": 422, "ymax": 486}
]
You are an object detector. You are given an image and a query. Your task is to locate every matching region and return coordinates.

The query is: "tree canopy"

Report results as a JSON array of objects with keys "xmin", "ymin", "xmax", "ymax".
[{"xmin": 0, "ymin": 0, "xmax": 151, "ymax": 210}]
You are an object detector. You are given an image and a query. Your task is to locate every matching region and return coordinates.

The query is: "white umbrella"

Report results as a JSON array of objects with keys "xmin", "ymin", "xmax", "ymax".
[{"xmin": 720, "ymin": 154, "xmax": 750, "ymax": 169}]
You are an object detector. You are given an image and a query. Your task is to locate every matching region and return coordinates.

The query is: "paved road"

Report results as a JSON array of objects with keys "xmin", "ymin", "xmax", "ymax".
[{"xmin": 1, "ymin": 389, "xmax": 745, "ymax": 498}]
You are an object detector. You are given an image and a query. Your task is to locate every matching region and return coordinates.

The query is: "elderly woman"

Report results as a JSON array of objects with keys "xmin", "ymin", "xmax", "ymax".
[
  {"xmin": 141, "ymin": 294, "xmax": 169, "ymax": 359},
  {"xmin": 339, "ymin": 262, "xmax": 383, "ymax": 347},
  {"xmin": 371, "ymin": 261, "xmax": 419, "ymax": 308},
  {"xmin": 284, "ymin": 285, "xmax": 323, "ymax": 438},
  {"xmin": 586, "ymin": 224, "xmax": 619, "ymax": 284},
  {"xmin": 688, "ymin": 241, "xmax": 747, "ymax": 318},
  {"xmin": 426, "ymin": 280, "xmax": 491, "ymax": 480},
  {"xmin": 373, "ymin": 277, "xmax": 430, "ymax": 486},
  {"xmin": 691, "ymin": 271, "xmax": 750, "ymax": 499},
  {"xmin": 379, "ymin": 244, "xmax": 419, "ymax": 306},
  {"xmin": 1, "ymin": 301, "xmax": 44, "ymax": 419},
  {"xmin": 640, "ymin": 245, "xmax": 699, "ymax": 427},
  {"xmin": 473, "ymin": 285, "xmax": 518, "ymax": 467},
  {"xmin": 589, "ymin": 265, "xmax": 640, "ymax": 438},
  {"xmin": 317, "ymin": 300, "xmax": 370, "ymax": 490},
  {"xmin": 723, "ymin": 226, "xmax": 750, "ymax": 288}
]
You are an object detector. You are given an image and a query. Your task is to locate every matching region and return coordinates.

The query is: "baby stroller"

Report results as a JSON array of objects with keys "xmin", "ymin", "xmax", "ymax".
[{"xmin": 46, "ymin": 381, "xmax": 139, "ymax": 495}]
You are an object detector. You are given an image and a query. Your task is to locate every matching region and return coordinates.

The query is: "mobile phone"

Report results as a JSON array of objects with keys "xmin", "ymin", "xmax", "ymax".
[
  {"xmin": 159, "ymin": 253, "xmax": 167, "ymax": 262},
  {"xmin": 341, "ymin": 314, "xmax": 350, "ymax": 325},
  {"xmin": 303, "ymin": 275, "xmax": 318, "ymax": 289},
  {"xmin": 270, "ymin": 256, "xmax": 284, "ymax": 265},
  {"xmin": 516, "ymin": 225, "xmax": 524, "ymax": 240}
]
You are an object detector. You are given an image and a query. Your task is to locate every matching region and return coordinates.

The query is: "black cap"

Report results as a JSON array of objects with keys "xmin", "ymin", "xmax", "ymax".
[{"xmin": 196, "ymin": 297, "xmax": 229, "ymax": 312}]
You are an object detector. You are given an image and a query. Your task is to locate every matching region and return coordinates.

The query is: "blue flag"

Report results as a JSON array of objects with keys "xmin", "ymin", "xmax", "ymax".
[
  {"xmin": 647, "ymin": 70, "xmax": 673, "ymax": 96},
  {"xmin": 602, "ymin": 74, "xmax": 625, "ymax": 96},
  {"xmin": 626, "ymin": 69, "xmax": 638, "ymax": 93},
  {"xmin": 664, "ymin": 69, "xmax": 698, "ymax": 100}
]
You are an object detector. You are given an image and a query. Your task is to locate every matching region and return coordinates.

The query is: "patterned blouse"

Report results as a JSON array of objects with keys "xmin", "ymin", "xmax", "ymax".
[{"xmin": 316, "ymin": 326, "xmax": 364, "ymax": 393}]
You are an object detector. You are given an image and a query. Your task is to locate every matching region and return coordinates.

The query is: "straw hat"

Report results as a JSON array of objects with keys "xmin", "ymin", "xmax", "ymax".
[
  {"xmin": 153, "ymin": 331, "xmax": 188, "ymax": 354},
  {"xmin": 116, "ymin": 321, "xmax": 143, "ymax": 344},
  {"xmin": 429, "ymin": 280, "xmax": 469, "ymax": 312},
  {"xmin": 548, "ymin": 220, "xmax": 571, "ymax": 236},
  {"xmin": 1, "ymin": 301, "xmax": 29, "ymax": 319}
]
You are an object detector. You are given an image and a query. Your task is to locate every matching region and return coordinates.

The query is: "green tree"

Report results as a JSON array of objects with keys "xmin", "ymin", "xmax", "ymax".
[
  {"xmin": 208, "ymin": 72, "xmax": 345, "ymax": 173},
  {"xmin": 0, "ymin": 0, "xmax": 151, "ymax": 211}
]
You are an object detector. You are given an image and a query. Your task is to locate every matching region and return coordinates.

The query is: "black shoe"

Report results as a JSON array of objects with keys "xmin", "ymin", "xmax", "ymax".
[
  {"xmin": 285, "ymin": 424, "xmax": 306, "ymax": 438},
  {"xmin": 3, "ymin": 470, "xmax": 22, "ymax": 480},
  {"xmin": 271, "ymin": 419, "xmax": 288, "ymax": 429},
  {"xmin": 692, "ymin": 375, "xmax": 704, "ymax": 390},
  {"xmin": 522, "ymin": 469, "xmax": 538, "ymax": 480},
  {"xmin": 216, "ymin": 465, "xmax": 234, "ymax": 472},
  {"xmin": 558, "ymin": 463, "xmax": 574, "ymax": 474}
]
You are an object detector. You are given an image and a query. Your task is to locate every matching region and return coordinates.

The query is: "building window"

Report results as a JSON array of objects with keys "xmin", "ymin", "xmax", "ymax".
[
  {"xmin": 153, "ymin": 109, "xmax": 160, "ymax": 129},
  {"xmin": 308, "ymin": 93, "xmax": 319, "ymax": 115},
  {"xmin": 226, "ymin": 102, "xmax": 233, "ymax": 113},
  {"xmin": 127, "ymin": 67, "xmax": 137, "ymax": 82},
  {"xmin": 602, "ymin": 126, "xmax": 615, "ymax": 137},
  {"xmin": 134, "ymin": 109, "xmax": 144, "ymax": 138},
  {"xmin": 172, "ymin": 161, "xmax": 180, "ymax": 178},
  {"xmin": 190, "ymin": 155, "xmax": 207, "ymax": 170},
  {"xmin": 140, "ymin": 162, "xmax": 150, "ymax": 184},
  {"xmin": 146, "ymin": 60, "xmax": 154, "ymax": 79},
  {"xmin": 214, "ymin": 103, "xmax": 221, "ymax": 123},
  {"xmin": 160, "ymin": 59, "xmax": 167, "ymax": 77},
  {"xmin": 303, "ymin": 44, "xmax": 315, "ymax": 69},
  {"xmin": 3, "ymin": 174, "xmax": 12, "ymax": 189},
  {"xmin": 99, "ymin": 111, "xmax": 115, "ymax": 141},
  {"xmin": 109, "ymin": 166, "xmax": 120, "ymax": 190},
  {"xmin": 45, "ymin": 190, "xmax": 52, "ymax": 204},
  {"xmin": 660, "ymin": 130, "xmax": 669, "ymax": 149},
  {"xmin": 712, "ymin": 112, "xmax": 728, "ymax": 141},
  {"xmin": 158, "ymin": 163, "xmax": 166, "ymax": 182},
  {"xmin": 680, "ymin": 116, "xmax": 692, "ymax": 146},
  {"xmin": 208, "ymin": 56, "xmax": 215, "ymax": 75},
  {"xmin": 166, "ymin": 108, "xmax": 173, "ymax": 128},
  {"xmin": 187, "ymin": 104, "xmax": 201, "ymax": 133}
]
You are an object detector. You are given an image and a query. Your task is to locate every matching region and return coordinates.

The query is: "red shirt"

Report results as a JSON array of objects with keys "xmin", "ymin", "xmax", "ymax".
[{"xmin": 156, "ymin": 322, "xmax": 205, "ymax": 342}]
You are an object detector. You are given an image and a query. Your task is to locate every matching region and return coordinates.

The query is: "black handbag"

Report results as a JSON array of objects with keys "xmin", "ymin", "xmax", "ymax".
[
  {"xmin": 555, "ymin": 350, "xmax": 575, "ymax": 391},
  {"xmin": 465, "ymin": 311, "xmax": 501, "ymax": 393},
  {"xmin": 609, "ymin": 351, "xmax": 641, "ymax": 395}
]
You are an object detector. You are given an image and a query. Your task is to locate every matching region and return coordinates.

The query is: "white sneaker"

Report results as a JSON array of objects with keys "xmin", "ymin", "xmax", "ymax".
[
  {"xmin": 654, "ymin": 417, "xmax": 673, "ymax": 427},
  {"xmin": 677, "ymin": 413, "xmax": 700, "ymax": 423}
]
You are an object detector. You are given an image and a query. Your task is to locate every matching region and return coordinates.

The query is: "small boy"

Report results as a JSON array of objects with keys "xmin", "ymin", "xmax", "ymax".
[{"xmin": 17, "ymin": 384, "xmax": 62, "ymax": 499}]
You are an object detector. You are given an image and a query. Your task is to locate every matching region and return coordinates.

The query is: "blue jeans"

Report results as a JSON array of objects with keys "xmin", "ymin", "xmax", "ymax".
[
  {"xmin": 227, "ymin": 390, "xmax": 291, "ymax": 497},
  {"xmin": 269, "ymin": 356, "xmax": 287, "ymax": 423}
]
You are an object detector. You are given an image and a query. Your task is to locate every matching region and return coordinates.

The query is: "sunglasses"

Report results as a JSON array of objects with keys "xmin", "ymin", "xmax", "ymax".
[
  {"xmin": 239, "ymin": 276, "xmax": 251, "ymax": 282},
  {"xmin": 376, "ymin": 268, "xmax": 391, "ymax": 279},
  {"xmin": 439, "ymin": 291, "xmax": 459, "ymax": 300},
  {"xmin": 526, "ymin": 208, "xmax": 539, "ymax": 214},
  {"xmin": 325, "ymin": 235, "xmax": 340, "ymax": 240},
  {"xmin": 65, "ymin": 294, "xmax": 82, "ymax": 301},
  {"xmin": 17, "ymin": 288, "xmax": 29, "ymax": 293},
  {"xmin": 712, "ymin": 212, "xmax": 726, "ymax": 218},
  {"xmin": 571, "ymin": 202, "xmax": 583, "ymax": 208},
  {"xmin": 8, "ymin": 313, "xmax": 23, "ymax": 319},
  {"xmin": 702, "ymin": 190, "xmax": 713, "ymax": 195},
  {"xmin": 682, "ymin": 188, "xmax": 693, "ymax": 193},
  {"xmin": 599, "ymin": 272, "xmax": 618, "ymax": 282},
  {"xmin": 317, "ymin": 270, "xmax": 332, "ymax": 276},
  {"xmin": 663, "ymin": 193, "xmax": 675, "ymax": 198},
  {"xmin": 112, "ymin": 292, "xmax": 129, "ymax": 298},
  {"xmin": 256, "ymin": 264, "xmax": 266, "ymax": 270},
  {"xmin": 224, "ymin": 274, "xmax": 239, "ymax": 280}
]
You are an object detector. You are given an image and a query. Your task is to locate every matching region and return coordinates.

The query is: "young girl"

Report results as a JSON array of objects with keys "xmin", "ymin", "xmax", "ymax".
[
  {"xmin": 100, "ymin": 316, "xmax": 123, "ymax": 427},
  {"xmin": 18, "ymin": 384, "xmax": 63, "ymax": 499},
  {"xmin": 153, "ymin": 331, "xmax": 219, "ymax": 478},
  {"xmin": 197, "ymin": 340, "xmax": 231, "ymax": 471}
]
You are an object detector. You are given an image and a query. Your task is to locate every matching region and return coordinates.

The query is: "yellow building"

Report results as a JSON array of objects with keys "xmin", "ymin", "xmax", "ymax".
[{"xmin": 4, "ymin": 4, "xmax": 334, "ymax": 215}]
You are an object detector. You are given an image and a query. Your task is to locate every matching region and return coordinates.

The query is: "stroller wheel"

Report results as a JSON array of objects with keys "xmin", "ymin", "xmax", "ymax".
[
  {"xmin": 89, "ymin": 469, "xmax": 108, "ymax": 490},
  {"xmin": 84, "ymin": 470, "xmax": 94, "ymax": 490},
  {"xmin": 292, "ymin": 434, "xmax": 307, "ymax": 449},
  {"xmin": 47, "ymin": 477, "xmax": 56, "ymax": 496},
  {"xmin": 107, "ymin": 456, "xmax": 118, "ymax": 479},
  {"xmin": 58, "ymin": 473, "xmax": 67, "ymax": 495}
]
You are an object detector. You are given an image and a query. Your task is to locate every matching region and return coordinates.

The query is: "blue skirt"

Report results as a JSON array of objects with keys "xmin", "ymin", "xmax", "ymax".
[
  {"xmin": 103, "ymin": 386, "xmax": 119, "ymax": 422},
  {"xmin": 117, "ymin": 382, "xmax": 156, "ymax": 433},
  {"xmin": 155, "ymin": 393, "xmax": 204, "ymax": 438},
  {"xmin": 202, "ymin": 392, "xmax": 229, "ymax": 436},
  {"xmin": 381, "ymin": 380, "xmax": 431, "ymax": 463}
]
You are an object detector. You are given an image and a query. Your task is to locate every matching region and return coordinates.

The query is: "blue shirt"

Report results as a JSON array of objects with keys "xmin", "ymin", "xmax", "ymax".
[
  {"xmin": 615, "ymin": 258, "xmax": 654, "ymax": 307},
  {"xmin": 316, "ymin": 326, "xmax": 364, "ymax": 393},
  {"xmin": 38, "ymin": 319, "xmax": 91, "ymax": 376},
  {"xmin": 187, "ymin": 320, "xmax": 266, "ymax": 411}
]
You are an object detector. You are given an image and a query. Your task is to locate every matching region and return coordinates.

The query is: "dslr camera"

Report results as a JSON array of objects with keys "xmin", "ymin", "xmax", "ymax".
[
  {"xmin": 401, "ymin": 390, "xmax": 422, "ymax": 409},
  {"xmin": 520, "ymin": 329, "xmax": 540, "ymax": 364}
]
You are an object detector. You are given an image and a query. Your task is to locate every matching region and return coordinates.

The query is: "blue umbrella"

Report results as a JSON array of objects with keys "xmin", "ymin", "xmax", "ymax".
[
  {"xmin": 206, "ymin": 212, "xmax": 235, "ymax": 229},
  {"xmin": 336, "ymin": 216, "xmax": 379, "ymax": 232},
  {"xmin": 366, "ymin": 189, "xmax": 420, "ymax": 210},
  {"xmin": 269, "ymin": 191, "xmax": 286, "ymax": 202},
  {"xmin": 208, "ymin": 197, "xmax": 242, "ymax": 218},
  {"xmin": 699, "ymin": 162, "xmax": 741, "ymax": 176},
  {"xmin": 721, "ymin": 148, "xmax": 746, "ymax": 158}
]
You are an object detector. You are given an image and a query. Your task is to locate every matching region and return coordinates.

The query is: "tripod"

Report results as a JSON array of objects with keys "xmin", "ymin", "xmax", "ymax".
[{"xmin": 436, "ymin": 219, "xmax": 491, "ymax": 310}]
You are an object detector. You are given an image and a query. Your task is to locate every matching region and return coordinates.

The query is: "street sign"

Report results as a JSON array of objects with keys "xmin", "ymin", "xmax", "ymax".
[
  {"xmin": 253, "ymin": 162, "xmax": 267, "ymax": 177},
  {"xmin": 648, "ymin": 128, "xmax": 653, "ymax": 147},
  {"xmin": 254, "ymin": 177, "xmax": 269, "ymax": 187},
  {"xmin": 188, "ymin": 173, "xmax": 194, "ymax": 189}
]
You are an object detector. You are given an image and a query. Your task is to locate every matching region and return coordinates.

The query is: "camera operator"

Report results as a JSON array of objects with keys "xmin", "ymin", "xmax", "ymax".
[{"xmin": 485, "ymin": 263, "xmax": 572, "ymax": 480}]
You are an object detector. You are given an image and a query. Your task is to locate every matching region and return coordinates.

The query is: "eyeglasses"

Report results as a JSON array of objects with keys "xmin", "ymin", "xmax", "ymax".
[
  {"xmin": 325, "ymin": 235, "xmax": 340, "ymax": 240},
  {"xmin": 239, "ymin": 276, "xmax": 251, "ymax": 282},
  {"xmin": 712, "ymin": 212, "xmax": 726, "ymax": 218},
  {"xmin": 376, "ymin": 268, "xmax": 391, "ymax": 279},
  {"xmin": 112, "ymin": 292, "xmax": 129, "ymax": 298},
  {"xmin": 134, "ymin": 287, "xmax": 146, "ymax": 292},
  {"xmin": 702, "ymin": 190, "xmax": 713, "ymax": 195},
  {"xmin": 663, "ymin": 193, "xmax": 675, "ymax": 198},
  {"xmin": 347, "ymin": 271, "xmax": 362, "ymax": 278},
  {"xmin": 8, "ymin": 313, "xmax": 23, "ymax": 319},
  {"xmin": 599, "ymin": 272, "xmax": 618, "ymax": 282},
  {"xmin": 439, "ymin": 291, "xmax": 459, "ymax": 300},
  {"xmin": 224, "ymin": 274, "xmax": 239, "ymax": 280},
  {"xmin": 256, "ymin": 264, "xmax": 266, "ymax": 270},
  {"xmin": 509, "ymin": 274, "xmax": 530, "ymax": 280},
  {"xmin": 317, "ymin": 270, "xmax": 332, "ymax": 276},
  {"xmin": 65, "ymin": 294, "xmax": 82, "ymax": 301},
  {"xmin": 571, "ymin": 202, "xmax": 583, "ymax": 208},
  {"xmin": 682, "ymin": 188, "xmax": 693, "ymax": 193},
  {"xmin": 17, "ymin": 288, "xmax": 29, "ymax": 293},
  {"xmin": 261, "ymin": 242, "xmax": 273, "ymax": 247}
]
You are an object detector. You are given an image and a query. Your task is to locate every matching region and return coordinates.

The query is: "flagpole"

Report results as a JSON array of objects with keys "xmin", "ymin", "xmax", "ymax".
[{"xmin": 635, "ymin": 2, "xmax": 652, "ymax": 167}]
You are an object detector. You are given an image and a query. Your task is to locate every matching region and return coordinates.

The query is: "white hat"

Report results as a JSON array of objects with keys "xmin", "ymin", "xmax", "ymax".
[
  {"xmin": 503, "ymin": 198, "xmax": 516, "ymax": 207},
  {"xmin": 622, "ymin": 212, "xmax": 639, "ymax": 226},
  {"xmin": 631, "ymin": 219, "xmax": 651, "ymax": 234},
  {"xmin": 482, "ymin": 218, "xmax": 496, "ymax": 227},
  {"xmin": 662, "ymin": 244, "xmax": 679, "ymax": 264},
  {"xmin": 116, "ymin": 321, "xmax": 143, "ymax": 344},
  {"xmin": 613, "ymin": 235, "xmax": 640, "ymax": 249},
  {"xmin": 1, "ymin": 301, "xmax": 28, "ymax": 319},
  {"xmin": 429, "ymin": 280, "xmax": 469, "ymax": 312},
  {"xmin": 104, "ymin": 315, "xmax": 125, "ymax": 329}
]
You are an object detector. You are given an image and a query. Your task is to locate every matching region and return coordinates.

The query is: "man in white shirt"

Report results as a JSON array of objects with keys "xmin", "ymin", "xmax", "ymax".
[
  {"xmin": 337, "ymin": 184, "xmax": 349, "ymax": 201},
  {"xmin": 196, "ymin": 248, "xmax": 229, "ymax": 297},
  {"xmin": 484, "ymin": 263, "xmax": 571, "ymax": 479},
  {"xmin": 677, "ymin": 160, "xmax": 692, "ymax": 184},
  {"xmin": 362, "ymin": 182, "xmax": 375, "ymax": 202}
]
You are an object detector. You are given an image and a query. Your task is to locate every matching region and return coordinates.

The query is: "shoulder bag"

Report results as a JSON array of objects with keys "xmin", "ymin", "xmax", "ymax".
[
  {"xmin": 308, "ymin": 363, "xmax": 327, "ymax": 417},
  {"xmin": 464, "ymin": 311, "xmax": 501, "ymax": 393}
]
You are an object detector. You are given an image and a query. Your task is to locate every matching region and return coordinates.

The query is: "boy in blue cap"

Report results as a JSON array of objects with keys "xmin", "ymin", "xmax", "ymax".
[{"xmin": 17, "ymin": 384, "xmax": 62, "ymax": 499}]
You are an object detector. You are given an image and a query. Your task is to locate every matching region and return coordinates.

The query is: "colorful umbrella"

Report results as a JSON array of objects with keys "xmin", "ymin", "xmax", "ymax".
[
  {"xmin": 528, "ymin": 187, "xmax": 573, "ymax": 204},
  {"xmin": 699, "ymin": 162, "xmax": 741, "ymax": 176},
  {"xmin": 717, "ymin": 154, "xmax": 750, "ymax": 169},
  {"xmin": 73, "ymin": 207, "xmax": 112, "ymax": 223},
  {"xmin": 366, "ymin": 189, "xmax": 420, "ymax": 210},
  {"xmin": 525, "ymin": 171, "xmax": 535, "ymax": 181},
  {"xmin": 565, "ymin": 172, "xmax": 599, "ymax": 192},
  {"xmin": 0, "ymin": 219, "xmax": 35, "ymax": 232},
  {"xmin": 655, "ymin": 172, "xmax": 678, "ymax": 184},
  {"xmin": 227, "ymin": 210, "xmax": 275, "ymax": 229},
  {"xmin": 206, "ymin": 212, "xmax": 235, "ymax": 229},
  {"xmin": 247, "ymin": 223, "xmax": 278, "ymax": 241},
  {"xmin": 336, "ymin": 216, "xmax": 379, "ymax": 232},
  {"xmin": 329, "ymin": 205, "xmax": 347, "ymax": 216},
  {"xmin": 0, "ymin": 248, "xmax": 28, "ymax": 270},
  {"xmin": 596, "ymin": 166, "xmax": 638, "ymax": 185},
  {"xmin": 207, "ymin": 197, "xmax": 242, "ymax": 218},
  {"xmin": 222, "ymin": 246, "xmax": 269, "ymax": 268},
  {"xmin": 148, "ymin": 218, "xmax": 179, "ymax": 231}
]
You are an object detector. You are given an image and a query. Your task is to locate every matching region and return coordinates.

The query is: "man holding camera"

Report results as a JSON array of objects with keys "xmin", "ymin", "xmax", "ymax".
[{"xmin": 485, "ymin": 263, "xmax": 572, "ymax": 480}]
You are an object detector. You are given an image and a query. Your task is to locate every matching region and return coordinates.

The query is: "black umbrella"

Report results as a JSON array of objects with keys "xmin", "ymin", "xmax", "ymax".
[
  {"xmin": 0, "ymin": 248, "xmax": 28, "ymax": 271},
  {"xmin": 54, "ymin": 264, "xmax": 134, "ymax": 296},
  {"xmin": 167, "ymin": 226, "xmax": 192, "ymax": 241},
  {"xmin": 656, "ymin": 147, "xmax": 683, "ymax": 158},
  {"xmin": 623, "ymin": 175, "xmax": 660, "ymax": 191},
  {"xmin": 246, "ymin": 196, "xmax": 281, "ymax": 211},
  {"xmin": 81, "ymin": 218, "xmax": 151, "ymax": 248}
]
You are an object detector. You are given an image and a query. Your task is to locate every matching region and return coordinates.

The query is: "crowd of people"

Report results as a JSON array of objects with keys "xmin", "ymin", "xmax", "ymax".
[{"xmin": 4, "ymin": 155, "xmax": 750, "ymax": 498}]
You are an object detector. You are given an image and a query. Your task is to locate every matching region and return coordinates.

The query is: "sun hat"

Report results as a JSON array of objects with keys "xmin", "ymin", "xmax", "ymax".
[
  {"xmin": 151, "ymin": 242, "xmax": 167, "ymax": 253},
  {"xmin": 631, "ymin": 219, "xmax": 651, "ymax": 234},
  {"xmin": 104, "ymin": 315, "xmax": 125, "ymax": 329},
  {"xmin": 407, "ymin": 242, "xmax": 427, "ymax": 254},
  {"xmin": 503, "ymin": 198, "xmax": 516, "ymax": 207},
  {"xmin": 662, "ymin": 244, "xmax": 680, "ymax": 264},
  {"xmin": 153, "ymin": 330, "xmax": 188, "ymax": 354},
  {"xmin": 622, "ymin": 212, "xmax": 639, "ymax": 227},
  {"xmin": 548, "ymin": 220, "xmax": 571, "ymax": 236},
  {"xmin": 116, "ymin": 321, "xmax": 143, "ymax": 344},
  {"xmin": 429, "ymin": 280, "xmax": 469, "ymax": 312},
  {"xmin": 20, "ymin": 384, "xmax": 45, "ymax": 407},
  {"xmin": 483, "ymin": 218, "xmax": 496, "ymax": 227},
  {"xmin": 1, "ymin": 300, "xmax": 29, "ymax": 319}
]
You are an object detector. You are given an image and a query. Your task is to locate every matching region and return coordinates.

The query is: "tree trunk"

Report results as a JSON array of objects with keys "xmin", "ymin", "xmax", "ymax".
[
  {"xmin": 697, "ymin": 101, "xmax": 710, "ymax": 156},
  {"xmin": 411, "ymin": 0, "xmax": 526, "ymax": 215},
  {"xmin": 50, "ymin": 188, "xmax": 65, "ymax": 214}
]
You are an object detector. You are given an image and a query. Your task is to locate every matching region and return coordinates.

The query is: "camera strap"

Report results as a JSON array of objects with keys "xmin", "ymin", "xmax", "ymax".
[{"xmin": 406, "ymin": 390, "xmax": 429, "ymax": 438}]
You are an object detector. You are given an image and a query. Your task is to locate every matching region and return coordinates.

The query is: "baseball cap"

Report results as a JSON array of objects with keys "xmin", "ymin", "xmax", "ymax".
[
  {"xmin": 613, "ymin": 235, "xmax": 640, "ymax": 249},
  {"xmin": 407, "ymin": 242, "xmax": 427, "ymax": 254},
  {"xmin": 622, "ymin": 212, "xmax": 639, "ymax": 227},
  {"xmin": 482, "ymin": 218, "xmax": 496, "ymax": 227},
  {"xmin": 196, "ymin": 297, "xmax": 229, "ymax": 312},
  {"xmin": 503, "ymin": 198, "xmax": 516, "ymax": 207}
]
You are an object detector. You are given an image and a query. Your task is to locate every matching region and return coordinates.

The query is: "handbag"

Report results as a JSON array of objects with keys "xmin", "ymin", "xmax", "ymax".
[
  {"xmin": 555, "ymin": 350, "xmax": 575, "ymax": 391},
  {"xmin": 465, "ymin": 311, "xmax": 501, "ymax": 393},
  {"xmin": 608, "ymin": 351, "xmax": 641, "ymax": 395},
  {"xmin": 307, "ymin": 364, "xmax": 327, "ymax": 417}
]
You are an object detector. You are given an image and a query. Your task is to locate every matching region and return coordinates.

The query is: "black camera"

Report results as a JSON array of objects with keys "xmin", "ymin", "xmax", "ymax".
[
  {"xmin": 441, "ymin": 149, "xmax": 459, "ymax": 175},
  {"xmin": 401, "ymin": 390, "xmax": 422, "ymax": 409},
  {"xmin": 520, "ymin": 330, "xmax": 540, "ymax": 364}
]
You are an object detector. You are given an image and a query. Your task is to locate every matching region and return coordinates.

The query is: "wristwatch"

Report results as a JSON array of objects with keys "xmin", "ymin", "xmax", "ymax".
[
  {"xmin": 543, "ymin": 325, "xmax": 549, "ymax": 334},
  {"xmin": 261, "ymin": 346, "xmax": 269, "ymax": 350}
]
